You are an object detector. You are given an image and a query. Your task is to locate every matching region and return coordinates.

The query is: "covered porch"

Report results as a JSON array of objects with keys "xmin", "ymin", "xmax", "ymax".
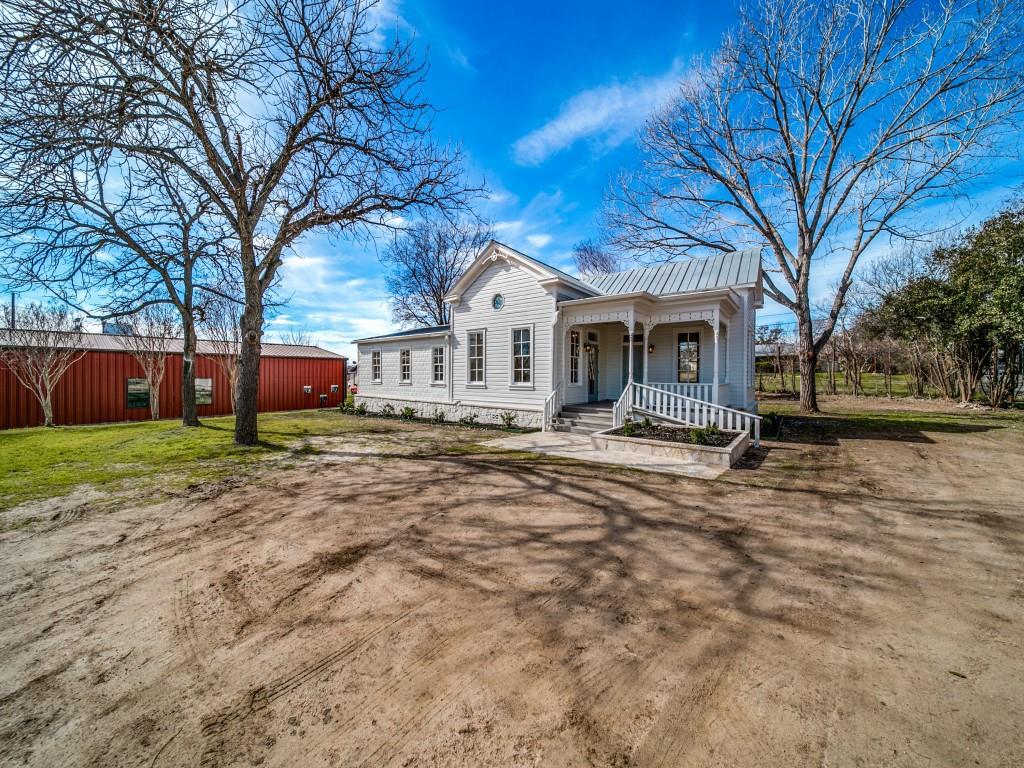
[{"xmin": 557, "ymin": 288, "xmax": 752, "ymax": 411}]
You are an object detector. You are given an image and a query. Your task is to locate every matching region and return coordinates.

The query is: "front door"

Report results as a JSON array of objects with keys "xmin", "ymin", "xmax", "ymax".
[
  {"xmin": 587, "ymin": 344, "xmax": 600, "ymax": 401},
  {"xmin": 621, "ymin": 339, "xmax": 645, "ymax": 389}
]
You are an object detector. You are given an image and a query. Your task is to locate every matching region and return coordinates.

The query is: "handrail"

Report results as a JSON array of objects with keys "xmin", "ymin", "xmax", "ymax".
[
  {"xmin": 631, "ymin": 382, "xmax": 762, "ymax": 446},
  {"xmin": 612, "ymin": 386, "xmax": 630, "ymax": 428},
  {"xmin": 542, "ymin": 381, "xmax": 562, "ymax": 432}
]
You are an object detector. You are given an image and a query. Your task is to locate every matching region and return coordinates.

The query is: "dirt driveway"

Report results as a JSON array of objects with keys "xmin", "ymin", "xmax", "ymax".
[{"xmin": 1, "ymin": 408, "xmax": 1023, "ymax": 767}]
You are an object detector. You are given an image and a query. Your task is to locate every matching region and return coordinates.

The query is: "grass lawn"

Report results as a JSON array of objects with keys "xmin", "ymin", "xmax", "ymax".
[
  {"xmin": 0, "ymin": 409, "xmax": 430, "ymax": 513},
  {"xmin": 756, "ymin": 394, "xmax": 1024, "ymax": 445},
  {"xmin": 756, "ymin": 371, "xmax": 921, "ymax": 397}
]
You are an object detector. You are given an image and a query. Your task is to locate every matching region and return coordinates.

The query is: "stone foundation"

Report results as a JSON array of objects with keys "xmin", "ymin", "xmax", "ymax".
[{"xmin": 354, "ymin": 395, "xmax": 543, "ymax": 429}]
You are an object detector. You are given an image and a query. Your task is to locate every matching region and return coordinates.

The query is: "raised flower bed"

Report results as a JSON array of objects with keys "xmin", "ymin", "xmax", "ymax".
[{"xmin": 591, "ymin": 421, "xmax": 750, "ymax": 468}]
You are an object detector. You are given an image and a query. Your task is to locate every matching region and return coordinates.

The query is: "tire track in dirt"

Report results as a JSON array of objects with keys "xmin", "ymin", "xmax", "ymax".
[{"xmin": 198, "ymin": 604, "xmax": 428, "ymax": 768}]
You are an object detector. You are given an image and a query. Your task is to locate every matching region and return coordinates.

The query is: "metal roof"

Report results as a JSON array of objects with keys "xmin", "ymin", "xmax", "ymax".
[
  {"xmin": 352, "ymin": 325, "xmax": 449, "ymax": 344},
  {"xmin": 0, "ymin": 330, "xmax": 345, "ymax": 359},
  {"xmin": 588, "ymin": 249, "xmax": 761, "ymax": 297}
]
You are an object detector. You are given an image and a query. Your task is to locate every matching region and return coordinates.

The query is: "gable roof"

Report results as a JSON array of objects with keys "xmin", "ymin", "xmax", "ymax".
[
  {"xmin": 352, "ymin": 325, "xmax": 449, "ymax": 344},
  {"xmin": 445, "ymin": 240, "xmax": 600, "ymax": 301},
  {"xmin": 588, "ymin": 249, "xmax": 761, "ymax": 297}
]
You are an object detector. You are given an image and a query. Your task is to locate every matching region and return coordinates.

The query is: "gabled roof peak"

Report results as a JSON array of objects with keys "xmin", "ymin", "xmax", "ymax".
[{"xmin": 445, "ymin": 240, "xmax": 600, "ymax": 301}]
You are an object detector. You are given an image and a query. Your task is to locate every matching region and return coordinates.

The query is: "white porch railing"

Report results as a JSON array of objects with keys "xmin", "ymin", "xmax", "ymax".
[
  {"xmin": 648, "ymin": 382, "xmax": 714, "ymax": 402},
  {"xmin": 543, "ymin": 382, "xmax": 563, "ymax": 432},
  {"xmin": 619, "ymin": 382, "xmax": 761, "ymax": 446}
]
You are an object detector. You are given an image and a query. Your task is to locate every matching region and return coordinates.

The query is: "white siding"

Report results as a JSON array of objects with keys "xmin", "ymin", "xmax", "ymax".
[
  {"xmin": 645, "ymin": 323, "xmax": 714, "ymax": 385},
  {"xmin": 356, "ymin": 335, "xmax": 449, "ymax": 403},
  {"xmin": 451, "ymin": 261, "xmax": 554, "ymax": 410}
]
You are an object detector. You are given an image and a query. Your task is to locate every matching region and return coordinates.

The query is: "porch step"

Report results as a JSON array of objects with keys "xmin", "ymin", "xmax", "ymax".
[{"xmin": 552, "ymin": 405, "xmax": 614, "ymax": 435}]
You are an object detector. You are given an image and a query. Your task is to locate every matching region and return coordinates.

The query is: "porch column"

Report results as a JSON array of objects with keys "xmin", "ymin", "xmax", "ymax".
[
  {"xmin": 642, "ymin": 321, "xmax": 652, "ymax": 385},
  {"xmin": 625, "ymin": 310, "xmax": 635, "ymax": 384},
  {"xmin": 713, "ymin": 323, "xmax": 720, "ymax": 404}
]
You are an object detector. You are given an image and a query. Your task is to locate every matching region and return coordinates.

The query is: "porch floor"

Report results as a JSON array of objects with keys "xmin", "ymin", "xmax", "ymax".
[{"xmin": 483, "ymin": 431, "xmax": 725, "ymax": 480}]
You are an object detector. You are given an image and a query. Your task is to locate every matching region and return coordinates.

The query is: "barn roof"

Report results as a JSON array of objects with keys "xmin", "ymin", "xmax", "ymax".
[
  {"xmin": 0, "ymin": 330, "xmax": 345, "ymax": 359},
  {"xmin": 587, "ymin": 249, "xmax": 761, "ymax": 297}
]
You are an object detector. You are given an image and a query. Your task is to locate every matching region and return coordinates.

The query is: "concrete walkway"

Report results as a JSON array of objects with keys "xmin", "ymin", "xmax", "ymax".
[{"xmin": 483, "ymin": 431, "xmax": 725, "ymax": 480}]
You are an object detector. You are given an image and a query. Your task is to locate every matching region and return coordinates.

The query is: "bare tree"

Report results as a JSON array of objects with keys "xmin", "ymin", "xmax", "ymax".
[
  {"xmin": 116, "ymin": 306, "xmax": 181, "ymax": 421},
  {"xmin": 0, "ymin": 0, "xmax": 472, "ymax": 444},
  {"xmin": 279, "ymin": 328, "xmax": 316, "ymax": 346},
  {"xmin": 199, "ymin": 298, "xmax": 243, "ymax": 414},
  {"xmin": 572, "ymin": 239, "xmax": 621, "ymax": 281},
  {"xmin": 606, "ymin": 0, "xmax": 1024, "ymax": 412},
  {"xmin": 0, "ymin": 302, "xmax": 85, "ymax": 427},
  {"xmin": 380, "ymin": 217, "xmax": 492, "ymax": 327},
  {"xmin": 0, "ymin": 151, "xmax": 236, "ymax": 428}
]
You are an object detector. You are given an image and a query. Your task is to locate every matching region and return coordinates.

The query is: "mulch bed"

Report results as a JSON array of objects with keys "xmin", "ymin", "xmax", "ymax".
[{"xmin": 607, "ymin": 423, "xmax": 736, "ymax": 447}]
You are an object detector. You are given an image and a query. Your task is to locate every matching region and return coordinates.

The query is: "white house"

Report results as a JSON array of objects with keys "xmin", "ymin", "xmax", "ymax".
[{"xmin": 353, "ymin": 240, "xmax": 763, "ymax": 439}]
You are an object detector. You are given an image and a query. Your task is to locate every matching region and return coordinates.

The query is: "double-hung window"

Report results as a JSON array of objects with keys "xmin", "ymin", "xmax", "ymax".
[
  {"xmin": 467, "ymin": 331, "xmax": 485, "ymax": 384},
  {"xmin": 677, "ymin": 332, "xmax": 700, "ymax": 383},
  {"xmin": 432, "ymin": 347, "xmax": 445, "ymax": 384},
  {"xmin": 399, "ymin": 349, "xmax": 411, "ymax": 383},
  {"xmin": 512, "ymin": 327, "xmax": 532, "ymax": 385},
  {"xmin": 371, "ymin": 350, "xmax": 382, "ymax": 383},
  {"xmin": 569, "ymin": 330, "xmax": 580, "ymax": 384}
]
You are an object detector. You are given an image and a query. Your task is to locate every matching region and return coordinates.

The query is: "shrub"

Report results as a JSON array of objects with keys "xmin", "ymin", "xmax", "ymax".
[
  {"xmin": 499, "ymin": 411, "xmax": 518, "ymax": 429},
  {"xmin": 400, "ymin": 406, "xmax": 416, "ymax": 420},
  {"xmin": 379, "ymin": 403, "xmax": 395, "ymax": 418},
  {"xmin": 340, "ymin": 394, "xmax": 355, "ymax": 414},
  {"xmin": 458, "ymin": 413, "xmax": 479, "ymax": 427},
  {"xmin": 641, "ymin": 416, "xmax": 652, "ymax": 428},
  {"xmin": 688, "ymin": 427, "xmax": 710, "ymax": 445},
  {"xmin": 621, "ymin": 419, "xmax": 636, "ymax": 437},
  {"xmin": 705, "ymin": 421, "xmax": 721, "ymax": 436},
  {"xmin": 431, "ymin": 409, "xmax": 446, "ymax": 424},
  {"xmin": 354, "ymin": 402, "xmax": 367, "ymax": 416}
]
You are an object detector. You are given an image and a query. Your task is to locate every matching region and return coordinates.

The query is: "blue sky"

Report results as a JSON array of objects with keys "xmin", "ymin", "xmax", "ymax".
[
  {"xmin": 272, "ymin": 0, "xmax": 733, "ymax": 357},
  {"xmin": 5, "ymin": 0, "xmax": 1020, "ymax": 358}
]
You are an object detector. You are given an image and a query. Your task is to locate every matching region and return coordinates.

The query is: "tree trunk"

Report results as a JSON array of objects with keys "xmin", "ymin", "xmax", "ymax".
[
  {"xmin": 150, "ymin": 380, "xmax": 160, "ymax": 421},
  {"xmin": 181, "ymin": 319, "xmax": 200, "ymax": 427},
  {"xmin": 234, "ymin": 293, "xmax": 263, "ymax": 445},
  {"xmin": 41, "ymin": 395, "xmax": 54, "ymax": 427},
  {"xmin": 797, "ymin": 313, "xmax": 819, "ymax": 413}
]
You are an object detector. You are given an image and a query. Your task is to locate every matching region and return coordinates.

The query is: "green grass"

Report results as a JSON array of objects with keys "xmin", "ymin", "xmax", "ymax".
[
  {"xmin": 756, "ymin": 371, "xmax": 920, "ymax": 397},
  {"xmin": 0, "ymin": 409, "xmax": 411, "ymax": 513},
  {"xmin": 759, "ymin": 399, "xmax": 1024, "ymax": 443}
]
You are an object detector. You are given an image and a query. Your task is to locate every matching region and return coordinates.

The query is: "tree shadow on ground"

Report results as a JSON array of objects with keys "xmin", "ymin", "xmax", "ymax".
[{"xmin": 765, "ymin": 412, "xmax": 1006, "ymax": 445}]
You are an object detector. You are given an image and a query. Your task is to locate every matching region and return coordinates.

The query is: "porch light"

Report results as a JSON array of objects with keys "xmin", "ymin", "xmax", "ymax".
[
  {"xmin": 583, "ymin": 342, "xmax": 592, "ymax": 353},
  {"xmin": 647, "ymin": 343, "xmax": 655, "ymax": 354}
]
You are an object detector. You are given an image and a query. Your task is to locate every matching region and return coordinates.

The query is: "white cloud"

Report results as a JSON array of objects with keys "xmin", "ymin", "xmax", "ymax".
[
  {"xmin": 512, "ymin": 64, "xmax": 687, "ymax": 166},
  {"xmin": 526, "ymin": 233, "xmax": 552, "ymax": 249}
]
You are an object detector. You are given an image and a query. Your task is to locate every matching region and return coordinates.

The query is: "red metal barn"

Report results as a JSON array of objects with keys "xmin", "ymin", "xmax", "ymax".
[{"xmin": 0, "ymin": 334, "xmax": 347, "ymax": 430}]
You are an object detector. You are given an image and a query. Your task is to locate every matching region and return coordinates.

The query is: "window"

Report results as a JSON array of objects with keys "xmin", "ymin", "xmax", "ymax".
[
  {"xmin": 303, "ymin": 385, "xmax": 312, "ymax": 394},
  {"xmin": 195, "ymin": 378, "xmax": 213, "ymax": 405},
  {"xmin": 330, "ymin": 384, "xmax": 339, "ymax": 393},
  {"xmin": 677, "ymin": 332, "xmax": 700, "ymax": 383},
  {"xmin": 126, "ymin": 378, "xmax": 149, "ymax": 409},
  {"xmin": 492, "ymin": 294, "xmax": 504, "ymax": 310},
  {"xmin": 467, "ymin": 330, "xmax": 485, "ymax": 384},
  {"xmin": 432, "ymin": 347, "xmax": 445, "ymax": 384},
  {"xmin": 569, "ymin": 330, "xmax": 580, "ymax": 385},
  {"xmin": 371, "ymin": 350, "xmax": 382, "ymax": 382},
  {"xmin": 512, "ymin": 327, "xmax": 532, "ymax": 385},
  {"xmin": 399, "ymin": 349, "xmax": 411, "ymax": 383}
]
